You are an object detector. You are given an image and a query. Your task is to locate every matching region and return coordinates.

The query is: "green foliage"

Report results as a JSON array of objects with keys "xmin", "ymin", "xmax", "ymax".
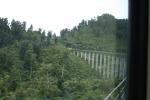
[
  {"xmin": 10, "ymin": 19, "xmax": 25, "ymax": 40},
  {"xmin": 0, "ymin": 18, "xmax": 12, "ymax": 47},
  {"xmin": 0, "ymin": 15, "xmax": 126, "ymax": 99},
  {"xmin": 60, "ymin": 14, "xmax": 128, "ymax": 52}
]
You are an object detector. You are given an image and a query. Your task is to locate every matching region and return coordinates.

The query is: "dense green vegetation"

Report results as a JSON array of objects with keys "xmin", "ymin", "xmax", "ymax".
[
  {"xmin": 60, "ymin": 14, "xmax": 128, "ymax": 52},
  {"xmin": 0, "ymin": 14, "xmax": 127, "ymax": 99}
]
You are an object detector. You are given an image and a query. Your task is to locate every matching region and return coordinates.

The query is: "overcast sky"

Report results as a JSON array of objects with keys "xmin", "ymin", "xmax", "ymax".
[{"xmin": 0, "ymin": 0, "xmax": 128, "ymax": 36}]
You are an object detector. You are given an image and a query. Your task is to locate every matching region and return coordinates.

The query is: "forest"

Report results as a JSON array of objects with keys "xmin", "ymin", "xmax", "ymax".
[
  {"xmin": 60, "ymin": 14, "xmax": 128, "ymax": 52},
  {"xmin": 0, "ymin": 14, "xmax": 128, "ymax": 100}
]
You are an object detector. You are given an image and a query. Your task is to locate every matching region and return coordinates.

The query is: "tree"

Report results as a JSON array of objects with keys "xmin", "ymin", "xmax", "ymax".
[
  {"xmin": 78, "ymin": 20, "xmax": 87, "ymax": 29},
  {"xmin": 0, "ymin": 18, "xmax": 10, "ymax": 32},
  {"xmin": 47, "ymin": 31, "xmax": 52, "ymax": 46},
  {"xmin": 23, "ymin": 44, "xmax": 37, "ymax": 80},
  {"xmin": 0, "ymin": 18, "xmax": 11, "ymax": 47},
  {"xmin": 52, "ymin": 33, "xmax": 56, "ymax": 44},
  {"xmin": 60, "ymin": 28, "xmax": 70, "ymax": 39},
  {"xmin": 10, "ymin": 19, "xmax": 24, "ymax": 40},
  {"xmin": 116, "ymin": 19, "xmax": 128, "ymax": 40},
  {"xmin": 96, "ymin": 14, "xmax": 116, "ymax": 36},
  {"xmin": 40, "ymin": 30, "xmax": 46, "ymax": 46},
  {"xmin": 0, "ymin": 48, "xmax": 13, "ymax": 73},
  {"xmin": 59, "ymin": 13, "xmax": 128, "ymax": 52},
  {"xmin": 22, "ymin": 21, "xmax": 26, "ymax": 32},
  {"xmin": 27, "ymin": 24, "xmax": 33, "ymax": 32}
]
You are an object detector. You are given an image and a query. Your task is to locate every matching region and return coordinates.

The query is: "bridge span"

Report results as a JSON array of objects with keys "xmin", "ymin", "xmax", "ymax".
[
  {"xmin": 71, "ymin": 49, "xmax": 127, "ymax": 79},
  {"xmin": 70, "ymin": 48, "xmax": 127, "ymax": 100}
]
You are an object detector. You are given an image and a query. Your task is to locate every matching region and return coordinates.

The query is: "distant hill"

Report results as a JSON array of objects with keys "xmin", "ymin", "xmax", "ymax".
[{"xmin": 59, "ymin": 14, "xmax": 128, "ymax": 53}]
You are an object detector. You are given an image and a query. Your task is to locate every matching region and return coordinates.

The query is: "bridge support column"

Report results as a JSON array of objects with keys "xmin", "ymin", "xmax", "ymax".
[
  {"xmin": 92, "ymin": 52, "xmax": 95, "ymax": 69},
  {"xmin": 76, "ymin": 50, "xmax": 79, "ymax": 57},
  {"xmin": 88, "ymin": 52, "xmax": 91, "ymax": 65},
  {"xmin": 120, "ymin": 57, "xmax": 123, "ymax": 78},
  {"xmin": 99, "ymin": 54, "xmax": 103, "ymax": 76},
  {"xmin": 95, "ymin": 53, "xmax": 99, "ymax": 71},
  {"xmin": 103, "ymin": 54, "xmax": 106, "ymax": 77},
  {"xmin": 115, "ymin": 56, "xmax": 119, "ymax": 78},
  {"xmin": 111, "ymin": 56, "xmax": 115, "ymax": 78},
  {"xmin": 84, "ymin": 51, "xmax": 87, "ymax": 61},
  {"xmin": 123, "ymin": 57, "xmax": 127, "ymax": 78},
  {"xmin": 72, "ymin": 50, "xmax": 76, "ymax": 55},
  {"xmin": 80, "ymin": 51, "xmax": 83, "ymax": 58},
  {"xmin": 106, "ymin": 55, "xmax": 111, "ymax": 78},
  {"xmin": 119, "ymin": 57, "xmax": 122, "ymax": 78}
]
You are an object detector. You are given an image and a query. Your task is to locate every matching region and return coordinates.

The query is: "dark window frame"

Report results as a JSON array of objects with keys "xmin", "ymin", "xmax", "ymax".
[{"xmin": 128, "ymin": 0, "xmax": 148, "ymax": 100}]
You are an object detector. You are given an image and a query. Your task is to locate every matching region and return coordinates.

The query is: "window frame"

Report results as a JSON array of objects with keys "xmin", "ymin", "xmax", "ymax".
[{"xmin": 128, "ymin": 0, "xmax": 148, "ymax": 100}]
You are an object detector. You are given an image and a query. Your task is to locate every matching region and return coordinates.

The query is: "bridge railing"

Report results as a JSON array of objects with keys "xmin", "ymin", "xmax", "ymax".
[
  {"xmin": 70, "ymin": 48, "xmax": 128, "ymax": 100},
  {"xmin": 104, "ymin": 78, "xmax": 127, "ymax": 100},
  {"xmin": 71, "ymin": 49, "xmax": 127, "ymax": 79}
]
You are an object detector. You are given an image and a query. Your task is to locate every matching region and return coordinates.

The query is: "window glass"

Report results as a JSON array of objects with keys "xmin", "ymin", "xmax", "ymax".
[{"xmin": 0, "ymin": 0, "xmax": 128, "ymax": 99}]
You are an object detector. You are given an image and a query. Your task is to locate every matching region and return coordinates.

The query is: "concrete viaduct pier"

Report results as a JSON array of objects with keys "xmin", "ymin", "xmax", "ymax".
[{"xmin": 71, "ymin": 49, "xmax": 127, "ymax": 79}]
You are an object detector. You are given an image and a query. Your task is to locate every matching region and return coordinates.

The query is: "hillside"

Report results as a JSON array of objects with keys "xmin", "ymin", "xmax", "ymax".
[
  {"xmin": 0, "ymin": 17, "xmax": 119, "ymax": 99},
  {"xmin": 59, "ymin": 14, "xmax": 128, "ymax": 52}
]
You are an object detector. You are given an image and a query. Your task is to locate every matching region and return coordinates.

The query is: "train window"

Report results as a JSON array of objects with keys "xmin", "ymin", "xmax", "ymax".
[{"xmin": 0, "ymin": 0, "xmax": 148, "ymax": 100}]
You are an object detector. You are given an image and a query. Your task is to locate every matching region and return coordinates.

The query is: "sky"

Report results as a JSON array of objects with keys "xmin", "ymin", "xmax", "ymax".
[{"xmin": 0, "ymin": 0, "xmax": 128, "ymax": 36}]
